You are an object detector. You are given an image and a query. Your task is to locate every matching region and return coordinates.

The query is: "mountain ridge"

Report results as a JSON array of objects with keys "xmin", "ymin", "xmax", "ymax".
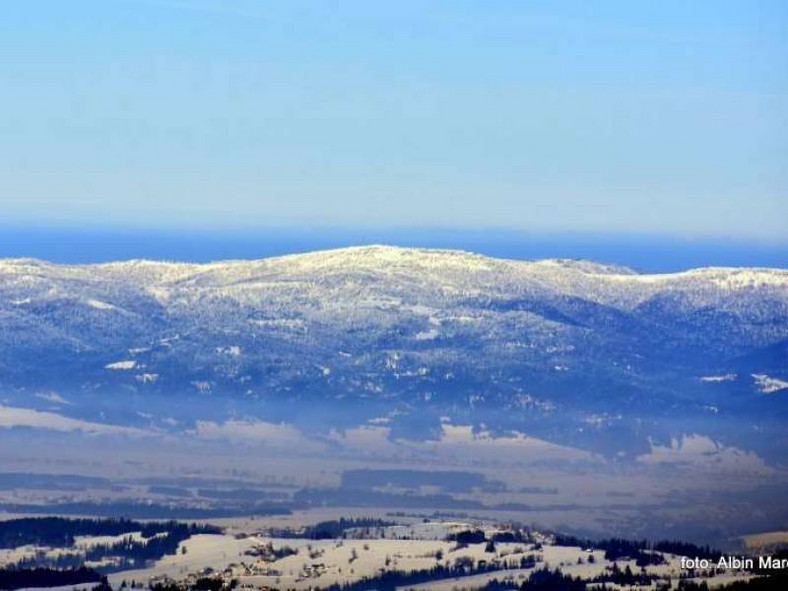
[
  {"xmin": 3, "ymin": 244, "xmax": 787, "ymax": 277},
  {"xmin": 1, "ymin": 245, "xmax": 786, "ymax": 404},
  {"xmin": 1, "ymin": 245, "xmax": 787, "ymax": 459}
]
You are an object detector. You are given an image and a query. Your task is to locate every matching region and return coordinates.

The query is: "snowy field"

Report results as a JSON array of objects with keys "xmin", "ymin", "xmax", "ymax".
[
  {"xmin": 93, "ymin": 519, "xmax": 759, "ymax": 590},
  {"xmin": 1, "ymin": 511, "xmax": 774, "ymax": 590}
]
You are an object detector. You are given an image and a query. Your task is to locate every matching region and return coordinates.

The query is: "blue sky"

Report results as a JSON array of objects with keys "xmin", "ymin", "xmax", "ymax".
[{"xmin": 1, "ymin": 0, "xmax": 786, "ymax": 241}]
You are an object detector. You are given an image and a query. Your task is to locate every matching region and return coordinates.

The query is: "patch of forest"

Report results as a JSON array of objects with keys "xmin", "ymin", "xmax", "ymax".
[{"xmin": 266, "ymin": 517, "xmax": 396, "ymax": 540}]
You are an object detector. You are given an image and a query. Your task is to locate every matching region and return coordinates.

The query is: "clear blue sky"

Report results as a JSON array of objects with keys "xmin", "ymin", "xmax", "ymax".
[{"xmin": 1, "ymin": 0, "xmax": 786, "ymax": 241}]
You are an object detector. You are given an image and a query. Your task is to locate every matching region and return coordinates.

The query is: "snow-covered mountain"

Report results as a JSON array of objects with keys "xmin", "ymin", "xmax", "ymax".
[{"xmin": 1, "ymin": 245, "xmax": 787, "ymax": 456}]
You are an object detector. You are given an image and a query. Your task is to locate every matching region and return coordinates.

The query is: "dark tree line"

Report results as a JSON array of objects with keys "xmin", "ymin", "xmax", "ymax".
[
  {"xmin": 490, "ymin": 530, "xmax": 533, "ymax": 543},
  {"xmin": 592, "ymin": 562, "xmax": 657, "ymax": 586},
  {"xmin": 267, "ymin": 517, "xmax": 395, "ymax": 540},
  {"xmin": 653, "ymin": 540, "xmax": 722, "ymax": 560},
  {"xmin": 448, "ymin": 529, "xmax": 487, "ymax": 544},
  {"xmin": 519, "ymin": 568, "xmax": 587, "ymax": 590},
  {"xmin": 0, "ymin": 566, "xmax": 103, "ymax": 590},
  {"xmin": 0, "ymin": 517, "xmax": 157, "ymax": 549},
  {"xmin": 0, "ymin": 517, "xmax": 219, "ymax": 550},
  {"xmin": 552, "ymin": 533, "xmax": 721, "ymax": 561},
  {"xmin": 150, "ymin": 577, "xmax": 238, "ymax": 591},
  {"xmin": 482, "ymin": 567, "xmax": 652, "ymax": 590}
]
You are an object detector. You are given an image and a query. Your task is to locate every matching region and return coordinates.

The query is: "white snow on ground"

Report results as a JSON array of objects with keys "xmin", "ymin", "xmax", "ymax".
[
  {"xmin": 0, "ymin": 405, "xmax": 150, "ymax": 437},
  {"xmin": 33, "ymin": 392, "xmax": 70, "ymax": 405},
  {"xmin": 187, "ymin": 417, "xmax": 591, "ymax": 463},
  {"xmin": 105, "ymin": 360, "xmax": 138, "ymax": 370},
  {"xmin": 752, "ymin": 373, "xmax": 788, "ymax": 394},
  {"xmin": 193, "ymin": 420, "xmax": 326, "ymax": 453},
  {"xmin": 637, "ymin": 434, "xmax": 770, "ymax": 473},
  {"xmin": 103, "ymin": 530, "xmax": 759, "ymax": 591},
  {"xmin": 216, "ymin": 346, "xmax": 242, "ymax": 357},
  {"xmin": 4, "ymin": 516, "xmax": 764, "ymax": 591},
  {"xmin": 431, "ymin": 424, "xmax": 594, "ymax": 461},
  {"xmin": 323, "ymin": 421, "xmax": 594, "ymax": 463},
  {"xmin": 741, "ymin": 530, "xmax": 788, "ymax": 551},
  {"xmin": 410, "ymin": 545, "xmax": 610, "ymax": 591},
  {"xmin": 116, "ymin": 535, "xmax": 529, "ymax": 590},
  {"xmin": 0, "ymin": 545, "xmax": 41, "ymax": 567},
  {"xmin": 73, "ymin": 533, "xmax": 150, "ymax": 549},
  {"xmin": 12, "ymin": 584, "xmax": 97, "ymax": 591},
  {"xmin": 107, "ymin": 534, "xmax": 254, "ymax": 587},
  {"xmin": 4, "ymin": 246, "xmax": 787, "ymax": 320},
  {"xmin": 700, "ymin": 374, "xmax": 737, "ymax": 383},
  {"xmin": 413, "ymin": 328, "xmax": 440, "ymax": 341},
  {"xmin": 136, "ymin": 373, "xmax": 159, "ymax": 384},
  {"xmin": 86, "ymin": 299, "xmax": 117, "ymax": 311}
]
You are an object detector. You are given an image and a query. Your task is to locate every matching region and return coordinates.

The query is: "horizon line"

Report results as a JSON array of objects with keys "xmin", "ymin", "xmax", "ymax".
[{"xmin": 2, "ymin": 222, "xmax": 787, "ymax": 247}]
